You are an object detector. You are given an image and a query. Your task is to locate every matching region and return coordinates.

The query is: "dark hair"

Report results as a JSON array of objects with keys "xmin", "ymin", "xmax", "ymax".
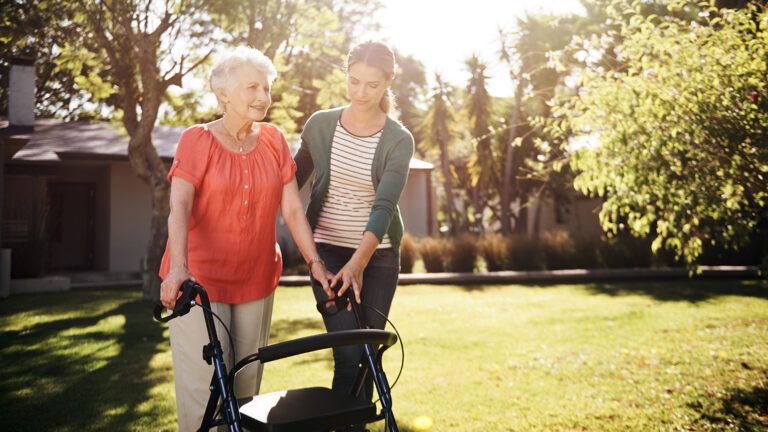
[{"xmin": 347, "ymin": 41, "xmax": 396, "ymax": 114}]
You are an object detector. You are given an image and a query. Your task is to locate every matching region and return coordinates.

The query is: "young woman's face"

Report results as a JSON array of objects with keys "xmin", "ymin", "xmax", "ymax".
[
  {"xmin": 347, "ymin": 62, "xmax": 390, "ymax": 111},
  {"xmin": 221, "ymin": 64, "xmax": 272, "ymax": 121}
]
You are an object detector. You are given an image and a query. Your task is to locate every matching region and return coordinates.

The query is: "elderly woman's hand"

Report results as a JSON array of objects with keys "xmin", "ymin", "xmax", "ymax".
[
  {"xmin": 161, "ymin": 268, "xmax": 194, "ymax": 310},
  {"xmin": 309, "ymin": 259, "xmax": 335, "ymax": 302}
]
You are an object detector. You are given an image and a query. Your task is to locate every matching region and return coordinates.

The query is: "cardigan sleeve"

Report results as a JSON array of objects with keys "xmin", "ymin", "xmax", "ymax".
[
  {"xmin": 364, "ymin": 132, "xmax": 415, "ymax": 242},
  {"xmin": 294, "ymin": 139, "xmax": 314, "ymax": 189},
  {"xmin": 294, "ymin": 114, "xmax": 318, "ymax": 189}
]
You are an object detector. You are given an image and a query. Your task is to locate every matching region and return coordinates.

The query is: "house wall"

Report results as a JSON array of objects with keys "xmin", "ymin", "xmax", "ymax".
[
  {"xmin": 527, "ymin": 192, "xmax": 603, "ymax": 240},
  {"xmin": 109, "ymin": 162, "xmax": 152, "ymax": 272},
  {"xmin": 400, "ymin": 169, "xmax": 433, "ymax": 237}
]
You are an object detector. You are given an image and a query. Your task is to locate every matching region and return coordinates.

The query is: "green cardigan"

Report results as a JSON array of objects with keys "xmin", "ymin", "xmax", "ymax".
[{"xmin": 294, "ymin": 107, "xmax": 415, "ymax": 250}]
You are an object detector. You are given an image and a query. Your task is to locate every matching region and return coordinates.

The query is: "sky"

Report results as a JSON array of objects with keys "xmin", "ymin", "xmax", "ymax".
[{"xmin": 368, "ymin": 0, "xmax": 586, "ymax": 97}]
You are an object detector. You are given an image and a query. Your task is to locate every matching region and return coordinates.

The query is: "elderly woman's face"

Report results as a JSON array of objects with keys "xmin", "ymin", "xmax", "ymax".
[
  {"xmin": 222, "ymin": 64, "xmax": 272, "ymax": 121},
  {"xmin": 347, "ymin": 62, "xmax": 389, "ymax": 112}
]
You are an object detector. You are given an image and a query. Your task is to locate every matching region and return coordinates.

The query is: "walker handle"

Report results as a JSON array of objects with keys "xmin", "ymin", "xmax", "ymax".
[{"xmin": 152, "ymin": 280, "xmax": 202, "ymax": 323}]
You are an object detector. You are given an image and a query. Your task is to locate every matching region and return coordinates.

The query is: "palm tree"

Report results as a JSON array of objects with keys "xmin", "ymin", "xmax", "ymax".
[
  {"xmin": 465, "ymin": 54, "xmax": 494, "ymax": 232},
  {"xmin": 420, "ymin": 74, "xmax": 458, "ymax": 235},
  {"xmin": 497, "ymin": 13, "xmax": 579, "ymax": 235}
]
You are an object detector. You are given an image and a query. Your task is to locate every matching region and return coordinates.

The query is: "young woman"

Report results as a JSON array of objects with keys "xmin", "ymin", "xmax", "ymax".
[
  {"xmin": 159, "ymin": 46, "xmax": 333, "ymax": 431},
  {"xmin": 294, "ymin": 41, "xmax": 414, "ymax": 427}
]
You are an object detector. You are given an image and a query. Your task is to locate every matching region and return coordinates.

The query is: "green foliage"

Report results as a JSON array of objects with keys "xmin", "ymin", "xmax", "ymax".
[
  {"xmin": 420, "ymin": 75, "xmax": 460, "ymax": 233},
  {"xmin": 464, "ymin": 55, "xmax": 496, "ymax": 230},
  {"xmin": 566, "ymin": 0, "xmax": 768, "ymax": 265},
  {"xmin": 0, "ymin": 0, "xmax": 104, "ymax": 119},
  {"xmin": 495, "ymin": 12, "xmax": 584, "ymax": 233},
  {"xmin": 390, "ymin": 51, "xmax": 427, "ymax": 145},
  {"xmin": 313, "ymin": 68, "xmax": 348, "ymax": 110}
]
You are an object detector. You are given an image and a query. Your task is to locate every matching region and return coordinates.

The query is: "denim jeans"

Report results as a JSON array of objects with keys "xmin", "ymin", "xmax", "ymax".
[{"xmin": 310, "ymin": 243, "xmax": 399, "ymax": 419}]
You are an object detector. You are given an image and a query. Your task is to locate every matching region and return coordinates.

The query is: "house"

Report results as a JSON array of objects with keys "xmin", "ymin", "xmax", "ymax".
[{"xmin": 0, "ymin": 62, "xmax": 437, "ymax": 283}]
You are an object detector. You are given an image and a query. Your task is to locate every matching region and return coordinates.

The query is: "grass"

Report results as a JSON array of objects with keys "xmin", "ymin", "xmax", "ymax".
[{"xmin": 1, "ymin": 280, "xmax": 767, "ymax": 431}]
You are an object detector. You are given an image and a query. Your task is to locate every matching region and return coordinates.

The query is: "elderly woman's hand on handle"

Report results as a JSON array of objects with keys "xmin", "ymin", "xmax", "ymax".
[{"xmin": 161, "ymin": 268, "xmax": 194, "ymax": 310}]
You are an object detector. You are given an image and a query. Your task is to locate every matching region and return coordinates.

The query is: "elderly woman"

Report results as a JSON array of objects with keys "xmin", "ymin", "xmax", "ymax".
[{"xmin": 158, "ymin": 46, "xmax": 334, "ymax": 432}]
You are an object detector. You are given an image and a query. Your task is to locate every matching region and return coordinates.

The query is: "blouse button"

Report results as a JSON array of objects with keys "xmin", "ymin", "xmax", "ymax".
[
  {"xmin": 245, "ymin": 185, "xmax": 249, "ymax": 189},
  {"xmin": 243, "ymin": 200, "xmax": 248, "ymax": 205}
]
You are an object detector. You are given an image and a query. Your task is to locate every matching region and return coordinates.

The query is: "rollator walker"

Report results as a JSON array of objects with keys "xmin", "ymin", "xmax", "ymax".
[{"xmin": 154, "ymin": 280, "xmax": 401, "ymax": 431}]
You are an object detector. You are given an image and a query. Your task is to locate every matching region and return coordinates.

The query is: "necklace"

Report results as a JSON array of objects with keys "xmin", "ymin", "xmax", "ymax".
[{"xmin": 221, "ymin": 122, "xmax": 250, "ymax": 153}]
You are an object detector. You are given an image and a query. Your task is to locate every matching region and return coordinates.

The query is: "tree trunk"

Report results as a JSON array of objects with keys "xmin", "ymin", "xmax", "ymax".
[
  {"xmin": 439, "ymin": 131, "xmax": 456, "ymax": 235},
  {"xmin": 501, "ymin": 78, "xmax": 525, "ymax": 234},
  {"xmin": 126, "ymin": 92, "xmax": 170, "ymax": 300},
  {"xmin": 471, "ymin": 187, "xmax": 483, "ymax": 233},
  {"xmin": 144, "ymin": 183, "xmax": 170, "ymax": 301}
]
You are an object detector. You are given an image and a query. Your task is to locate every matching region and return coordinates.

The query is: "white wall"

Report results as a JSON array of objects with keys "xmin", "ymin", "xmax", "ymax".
[
  {"xmin": 399, "ymin": 169, "xmax": 432, "ymax": 237},
  {"xmin": 527, "ymin": 192, "xmax": 603, "ymax": 240},
  {"xmin": 109, "ymin": 163, "xmax": 152, "ymax": 271}
]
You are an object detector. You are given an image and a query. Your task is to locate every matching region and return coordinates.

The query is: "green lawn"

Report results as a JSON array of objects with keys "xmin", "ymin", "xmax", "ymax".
[{"xmin": 1, "ymin": 280, "xmax": 767, "ymax": 431}]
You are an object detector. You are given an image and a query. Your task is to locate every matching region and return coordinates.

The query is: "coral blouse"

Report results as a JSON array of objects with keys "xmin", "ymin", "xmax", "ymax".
[{"xmin": 159, "ymin": 123, "xmax": 296, "ymax": 304}]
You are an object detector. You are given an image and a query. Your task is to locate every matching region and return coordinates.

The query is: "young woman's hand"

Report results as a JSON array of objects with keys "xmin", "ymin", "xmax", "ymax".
[{"xmin": 332, "ymin": 258, "xmax": 365, "ymax": 308}]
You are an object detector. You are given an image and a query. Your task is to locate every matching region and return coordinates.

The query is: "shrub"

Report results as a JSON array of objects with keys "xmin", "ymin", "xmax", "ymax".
[
  {"xmin": 571, "ymin": 237, "xmax": 600, "ymax": 269},
  {"xmin": 595, "ymin": 233, "xmax": 653, "ymax": 268},
  {"xmin": 399, "ymin": 233, "xmax": 418, "ymax": 273},
  {"xmin": 446, "ymin": 234, "xmax": 478, "ymax": 273},
  {"xmin": 418, "ymin": 237, "xmax": 447, "ymax": 273},
  {"xmin": 507, "ymin": 235, "xmax": 544, "ymax": 271},
  {"xmin": 540, "ymin": 230, "xmax": 577, "ymax": 270},
  {"xmin": 479, "ymin": 234, "xmax": 509, "ymax": 271}
]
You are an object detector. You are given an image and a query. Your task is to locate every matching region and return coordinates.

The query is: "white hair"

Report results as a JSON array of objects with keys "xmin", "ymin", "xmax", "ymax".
[{"xmin": 209, "ymin": 46, "xmax": 277, "ymax": 94}]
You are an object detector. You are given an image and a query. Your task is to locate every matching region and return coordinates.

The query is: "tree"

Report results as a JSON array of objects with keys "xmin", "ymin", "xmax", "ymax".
[
  {"xmin": 565, "ymin": 0, "xmax": 768, "ymax": 265},
  {"xmin": 193, "ymin": 0, "xmax": 380, "ymax": 135},
  {"xmin": 465, "ymin": 54, "xmax": 494, "ymax": 231},
  {"xmin": 73, "ymin": 0, "xmax": 218, "ymax": 300},
  {"xmin": 391, "ymin": 51, "xmax": 427, "ymax": 149},
  {"xmin": 497, "ymin": 13, "xmax": 580, "ymax": 235},
  {"xmin": 420, "ymin": 74, "xmax": 458, "ymax": 235},
  {"xmin": 0, "ymin": 1, "xmax": 104, "ymax": 119}
]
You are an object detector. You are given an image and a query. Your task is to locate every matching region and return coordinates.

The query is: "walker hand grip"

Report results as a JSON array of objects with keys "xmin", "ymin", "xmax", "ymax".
[
  {"xmin": 315, "ymin": 282, "xmax": 356, "ymax": 317},
  {"xmin": 153, "ymin": 304, "xmax": 173, "ymax": 322},
  {"xmin": 152, "ymin": 280, "xmax": 203, "ymax": 323}
]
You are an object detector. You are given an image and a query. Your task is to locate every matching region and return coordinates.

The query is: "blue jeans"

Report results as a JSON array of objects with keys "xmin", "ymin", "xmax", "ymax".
[{"xmin": 310, "ymin": 243, "xmax": 399, "ymax": 408}]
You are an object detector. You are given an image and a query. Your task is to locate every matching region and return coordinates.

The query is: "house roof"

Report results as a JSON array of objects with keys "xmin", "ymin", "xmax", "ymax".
[
  {"xmin": 3, "ymin": 118, "xmax": 434, "ymax": 170},
  {"xmin": 5, "ymin": 118, "xmax": 182, "ymax": 163}
]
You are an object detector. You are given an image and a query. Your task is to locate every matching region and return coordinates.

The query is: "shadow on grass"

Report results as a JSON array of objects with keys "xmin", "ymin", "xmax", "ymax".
[
  {"xmin": 582, "ymin": 279, "xmax": 768, "ymax": 303},
  {"xmin": 0, "ymin": 296, "xmax": 170, "ymax": 431},
  {"xmin": 447, "ymin": 279, "xmax": 768, "ymax": 303},
  {"xmin": 690, "ymin": 371, "xmax": 768, "ymax": 430},
  {"xmin": 269, "ymin": 317, "xmax": 325, "ymax": 342}
]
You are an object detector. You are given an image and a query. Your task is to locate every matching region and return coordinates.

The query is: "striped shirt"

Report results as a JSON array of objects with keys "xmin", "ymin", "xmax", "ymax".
[{"xmin": 314, "ymin": 121, "xmax": 391, "ymax": 249}]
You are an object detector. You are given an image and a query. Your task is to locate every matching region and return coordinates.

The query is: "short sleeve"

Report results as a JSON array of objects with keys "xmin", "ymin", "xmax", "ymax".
[
  {"xmin": 274, "ymin": 127, "xmax": 297, "ymax": 185},
  {"xmin": 167, "ymin": 126, "xmax": 210, "ymax": 188}
]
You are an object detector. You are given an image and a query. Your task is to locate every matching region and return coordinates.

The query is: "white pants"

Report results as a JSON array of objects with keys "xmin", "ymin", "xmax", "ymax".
[{"xmin": 169, "ymin": 293, "xmax": 274, "ymax": 432}]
